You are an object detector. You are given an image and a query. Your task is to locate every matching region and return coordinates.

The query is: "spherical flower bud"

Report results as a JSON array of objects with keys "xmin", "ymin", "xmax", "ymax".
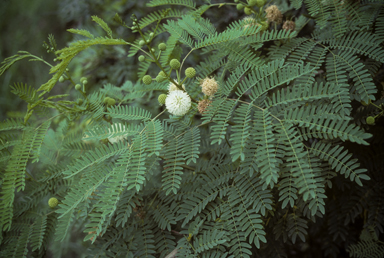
[
  {"xmin": 170, "ymin": 59, "xmax": 180, "ymax": 70},
  {"xmin": 75, "ymin": 84, "xmax": 82, "ymax": 91},
  {"xmin": 156, "ymin": 75, "xmax": 166, "ymax": 83},
  {"xmin": 265, "ymin": 5, "xmax": 283, "ymax": 24},
  {"xmin": 244, "ymin": 7, "xmax": 253, "ymax": 15},
  {"xmin": 256, "ymin": 0, "xmax": 266, "ymax": 7},
  {"xmin": 83, "ymin": 80, "xmax": 88, "ymax": 85},
  {"xmin": 158, "ymin": 94, "xmax": 167, "ymax": 105},
  {"xmin": 138, "ymin": 55, "xmax": 145, "ymax": 62},
  {"xmin": 107, "ymin": 98, "xmax": 116, "ymax": 106},
  {"xmin": 77, "ymin": 98, "xmax": 83, "ymax": 105},
  {"xmin": 131, "ymin": 26, "xmax": 136, "ymax": 30},
  {"xmin": 165, "ymin": 90, "xmax": 191, "ymax": 116},
  {"xmin": 200, "ymin": 77, "xmax": 219, "ymax": 96},
  {"xmin": 198, "ymin": 99, "xmax": 212, "ymax": 114},
  {"xmin": 143, "ymin": 75, "xmax": 152, "ymax": 85},
  {"xmin": 59, "ymin": 76, "xmax": 65, "ymax": 83},
  {"xmin": 236, "ymin": 4, "xmax": 244, "ymax": 10},
  {"xmin": 80, "ymin": 77, "xmax": 87, "ymax": 84},
  {"xmin": 151, "ymin": 48, "xmax": 155, "ymax": 52},
  {"xmin": 158, "ymin": 43, "xmax": 166, "ymax": 51},
  {"xmin": 149, "ymin": 32, "xmax": 154, "ymax": 37},
  {"xmin": 366, "ymin": 116, "xmax": 375, "ymax": 125},
  {"xmin": 185, "ymin": 67, "xmax": 196, "ymax": 78},
  {"xmin": 282, "ymin": 20, "xmax": 296, "ymax": 32},
  {"xmin": 248, "ymin": 0, "xmax": 257, "ymax": 7},
  {"xmin": 48, "ymin": 197, "xmax": 58, "ymax": 208},
  {"xmin": 139, "ymin": 40, "xmax": 145, "ymax": 46}
]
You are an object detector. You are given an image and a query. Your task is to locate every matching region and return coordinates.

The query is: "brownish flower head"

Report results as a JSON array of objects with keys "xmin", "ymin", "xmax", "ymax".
[
  {"xmin": 282, "ymin": 20, "xmax": 296, "ymax": 32},
  {"xmin": 198, "ymin": 99, "xmax": 212, "ymax": 114},
  {"xmin": 200, "ymin": 77, "xmax": 219, "ymax": 96},
  {"xmin": 265, "ymin": 5, "xmax": 283, "ymax": 24}
]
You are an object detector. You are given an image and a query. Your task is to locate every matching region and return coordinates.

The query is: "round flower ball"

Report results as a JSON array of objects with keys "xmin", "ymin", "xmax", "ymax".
[
  {"xmin": 143, "ymin": 75, "xmax": 152, "ymax": 85},
  {"xmin": 165, "ymin": 90, "xmax": 191, "ymax": 116},
  {"xmin": 138, "ymin": 55, "xmax": 145, "ymax": 62},
  {"xmin": 170, "ymin": 59, "xmax": 180, "ymax": 70},
  {"xmin": 200, "ymin": 77, "xmax": 219, "ymax": 96},
  {"xmin": 236, "ymin": 4, "xmax": 244, "ymax": 10},
  {"xmin": 158, "ymin": 94, "xmax": 167, "ymax": 105},
  {"xmin": 248, "ymin": 0, "xmax": 258, "ymax": 6},
  {"xmin": 59, "ymin": 76, "xmax": 65, "ymax": 83},
  {"xmin": 185, "ymin": 67, "xmax": 196, "ymax": 78},
  {"xmin": 256, "ymin": 0, "xmax": 266, "ymax": 7},
  {"xmin": 366, "ymin": 116, "xmax": 375, "ymax": 125},
  {"xmin": 139, "ymin": 40, "xmax": 146, "ymax": 46},
  {"xmin": 48, "ymin": 197, "xmax": 59, "ymax": 208},
  {"xmin": 75, "ymin": 84, "xmax": 82, "ymax": 91},
  {"xmin": 244, "ymin": 7, "xmax": 253, "ymax": 15},
  {"xmin": 158, "ymin": 43, "xmax": 166, "ymax": 51}
]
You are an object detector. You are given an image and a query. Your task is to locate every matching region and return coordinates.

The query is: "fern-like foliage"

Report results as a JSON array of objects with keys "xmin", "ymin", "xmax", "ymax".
[{"xmin": 1, "ymin": 1, "xmax": 383, "ymax": 257}]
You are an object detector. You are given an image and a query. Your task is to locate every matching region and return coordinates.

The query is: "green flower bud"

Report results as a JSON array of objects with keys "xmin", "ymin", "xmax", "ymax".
[
  {"xmin": 158, "ymin": 43, "xmax": 166, "ymax": 51},
  {"xmin": 248, "ymin": 0, "xmax": 257, "ymax": 6},
  {"xmin": 234, "ymin": 0, "xmax": 239, "ymax": 2},
  {"xmin": 158, "ymin": 94, "xmax": 167, "ymax": 104},
  {"xmin": 185, "ymin": 67, "xmax": 196, "ymax": 78},
  {"xmin": 256, "ymin": 0, "xmax": 266, "ymax": 7},
  {"xmin": 236, "ymin": 4, "xmax": 244, "ymax": 10},
  {"xmin": 156, "ymin": 74, "xmax": 166, "ymax": 83},
  {"xmin": 131, "ymin": 26, "xmax": 136, "ymax": 30},
  {"xmin": 143, "ymin": 75, "xmax": 152, "ymax": 85},
  {"xmin": 244, "ymin": 7, "xmax": 253, "ymax": 15},
  {"xmin": 82, "ymin": 80, "xmax": 88, "ymax": 85},
  {"xmin": 77, "ymin": 98, "xmax": 83, "ymax": 105},
  {"xmin": 48, "ymin": 197, "xmax": 58, "ymax": 208},
  {"xmin": 75, "ymin": 84, "xmax": 82, "ymax": 91},
  {"xmin": 149, "ymin": 32, "xmax": 154, "ymax": 37},
  {"xmin": 59, "ymin": 76, "xmax": 65, "ymax": 83},
  {"xmin": 138, "ymin": 55, "xmax": 145, "ymax": 62},
  {"xmin": 366, "ymin": 116, "xmax": 375, "ymax": 125},
  {"xmin": 139, "ymin": 40, "xmax": 145, "ymax": 46},
  {"xmin": 80, "ymin": 77, "xmax": 87, "ymax": 84},
  {"xmin": 107, "ymin": 98, "xmax": 116, "ymax": 106},
  {"xmin": 54, "ymin": 58, "xmax": 57, "ymax": 62},
  {"xmin": 151, "ymin": 48, "xmax": 155, "ymax": 52},
  {"xmin": 170, "ymin": 59, "xmax": 180, "ymax": 70}
]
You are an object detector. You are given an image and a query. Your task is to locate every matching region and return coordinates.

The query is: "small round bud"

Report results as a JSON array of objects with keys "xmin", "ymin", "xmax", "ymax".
[
  {"xmin": 185, "ymin": 67, "xmax": 196, "ymax": 78},
  {"xmin": 75, "ymin": 84, "xmax": 82, "ymax": 91},
  {"xmin": 77, "ymin": 98, "xmax": 83, "ymax": 105},
  {"xmin": 48, "ymin": 197, "xmax": 59, "ymax": 208},
  {"xmin": 131, "ymin": 26, "xmax": 136, "ymax": 30},
  {"xmin": 158, "ymin": 43, "xmax": 166, "ymax": 51},
  {"xmin": 107, "ymin": 98, "xmax": 116, "ymax": 106},
  {"xmin": 139, "ymin": 40, "xmax": 145, "ymax": 46},
  {"xmin": 103, "ymin": 97, "xmax": 110, "ymax": 104},
  {"xmin": 256, "ymin": 0, "xmax": 266, "ymax": 7},
  {"xmin": 66, "ymin": 68, "xmax": 69, "ymax": 72},
  {"xmin": 244, "ymin": 7, "xmax": 253, "ymax": 15},
  {"xmin": 149, "ymin": 32, "xmax": 154, "ymax": 37},
  {"xmin": 80, "ymin": 77, "xmax": 87, "ymax": 84},
  {"xmin": 248, "ymin": 0, "xmax": 257, "ymax": 6},
  {"xmin": 54, "ymin": 58, "xmax": 57, "ymax": 62},
  {"xmin": 143, "ymin": 75, "xmax": 152, "ymax": 85},
  {"xmin": 234, "ymin": 0, "xmax": 239, "ymax": 2},
  {"xmin": 50, "ymin": 47, "xmax": 54, "ymax": 51},
  {"xmin": 133, "ymin": 21, "xmax": 137, "ymax": 25},
  {"xmin": 82, "ymin": 80, "xmax": 88, "ymax": 85},
  {"xmin": 236, "ymin": 4, "xmax": 244, "ymax": 10},
  {"xmin": 138, "ymin": 55, "xmax": 145, "ymax": 62},
  {"xmin": 366, "ymin": 116, "xmax": 375, "ymax": 125},
  {"xmin": 158, "ymin": 94, "xmax": 167, "ymax": 104},
  {"xmin": 59, "ymin": 76, "xmax": 65, "ymax": 83},
  {"xmin": 47, "ymin": 50, "xmax": 50, "ymax": 53},
  {"xmin": 170, "ymin": 59, "xmax": 180, "ymax": 70},
  {"xmin": 151, "ymin": 48, "xmax": 155, "ymax": 52},
  {"xmin": 156, "ymin": 74, "xmax": 166, "ymax": 83}
]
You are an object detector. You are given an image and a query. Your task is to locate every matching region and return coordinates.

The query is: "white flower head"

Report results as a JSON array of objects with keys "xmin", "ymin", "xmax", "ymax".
[
  {"xmin": 165, "ymin": 90, "xmax": 191, "ymax": 116},
  {"xmin": 108, "ymin": 123, "xmax": 127, "ymax": 144},
  {"xmin": 168, "ymin": 81, "xmax": 185, "ymax": 92}
]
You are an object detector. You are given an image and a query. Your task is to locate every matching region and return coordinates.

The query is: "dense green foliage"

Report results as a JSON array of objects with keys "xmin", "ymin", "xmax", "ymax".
[{"xmin": 1, "ymin": 0, "xmax": 384, "ymax": 257}]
